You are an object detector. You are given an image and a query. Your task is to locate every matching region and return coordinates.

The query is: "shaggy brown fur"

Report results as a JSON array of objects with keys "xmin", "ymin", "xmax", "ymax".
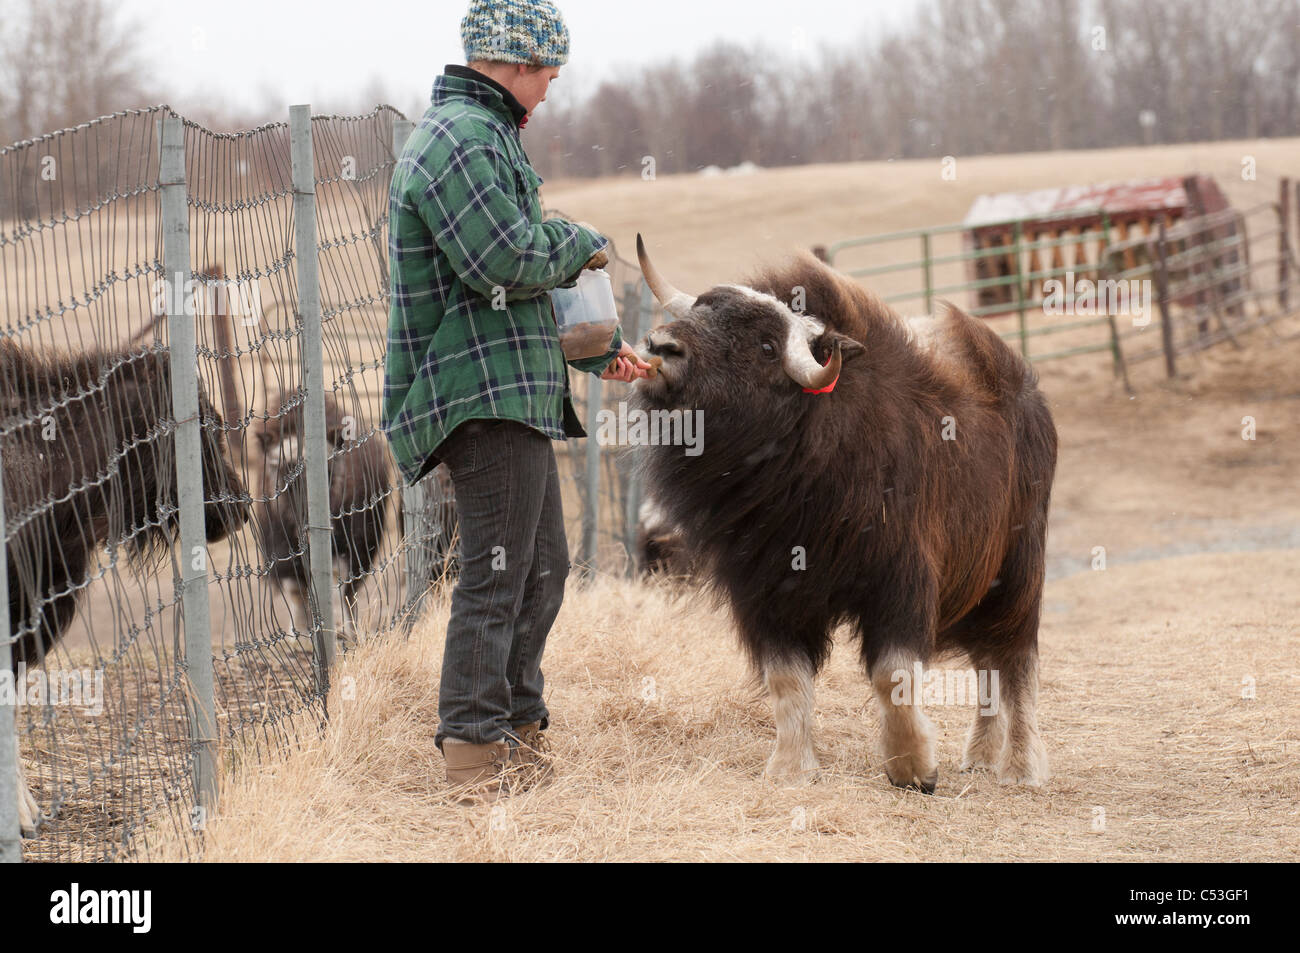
[
  {"xmin": 255, "ymin": 393, "xmax": 391, "ymax": 640},
  {"xmin": 630, "ymin": 251, "xmax": 1057, "ymax": 791},
  {"xmin": 2, "ymin": 339, "xmax": 249, "ymax": 839},
  {"xmin": 2, "ymin": 340, "xmax": 249, "ymax": 668},
  {"xmin": 635, "ymin": 498, "xmax": 696, "ymax": 579}
]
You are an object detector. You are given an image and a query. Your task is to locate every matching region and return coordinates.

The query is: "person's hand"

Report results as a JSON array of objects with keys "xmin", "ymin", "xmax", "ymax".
[
  {"xmin": 574, "ymin": 221, "xmax": 609, "ymax": 271},
  {"xmin": 601, "ymin": 340, "xmax": 654, "ymax": 382}
]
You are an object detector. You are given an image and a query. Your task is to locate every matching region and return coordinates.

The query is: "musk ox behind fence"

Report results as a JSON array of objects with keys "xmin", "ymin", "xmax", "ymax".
[
  {"xmin": 255, "ymin": 391, "xmax": 392, "ymax": 647},
  {"xmin": 0, "ymin": 108, "xmax": 659, "ymax": 859},
  {"xmin": 631, "ymin": 236, "xmax": 1058, "ymax": 792},
  {"xmin": 1, "ymin": 339, "xmax": 249, "ymax": 836},
  {"xmin": 0, "ymin": 105, "xmax": 425, "ymax": 859}
]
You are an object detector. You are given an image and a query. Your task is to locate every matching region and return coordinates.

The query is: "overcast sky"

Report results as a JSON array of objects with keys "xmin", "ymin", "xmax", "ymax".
[{"xmin": 124, "ymin": 0, "xmax": 925, "ymax": 117}]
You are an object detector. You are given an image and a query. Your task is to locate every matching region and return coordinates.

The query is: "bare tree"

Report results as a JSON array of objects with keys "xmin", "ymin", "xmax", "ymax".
[
  {"xmin": 9, "ymin": 0, "xmax": 1286, "ymax": 174},
  {"xmin": 0, "ymin": 0, "xmax": 145, "ymax": 144}
]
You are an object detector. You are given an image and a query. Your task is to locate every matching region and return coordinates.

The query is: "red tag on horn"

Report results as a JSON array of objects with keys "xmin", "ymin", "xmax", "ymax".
[{"xmin": 802, "ymin": 353, "xmax": 840, "ymax": 394}]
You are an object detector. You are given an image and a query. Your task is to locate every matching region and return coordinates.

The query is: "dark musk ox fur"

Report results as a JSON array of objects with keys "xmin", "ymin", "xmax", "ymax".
[
  {"xmin": 2, "ymin": 340, "xmax": 249, "ymax": 669},
  {"xmin": 255, "ymin": 392, "xmax": 391, "ymax": 640},
  {"xmin": 2, "ymin": 339, "xmax": 249, "ymax": 839},
  {"xmin": 630, "ymin": 250, "xmax": 1057, "ymax": 791}
]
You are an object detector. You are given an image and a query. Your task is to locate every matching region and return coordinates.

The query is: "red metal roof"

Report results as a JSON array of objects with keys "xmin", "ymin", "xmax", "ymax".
[{"xmin": 963, "ymin": 175, "xmax": 1217, "ymax": 229}]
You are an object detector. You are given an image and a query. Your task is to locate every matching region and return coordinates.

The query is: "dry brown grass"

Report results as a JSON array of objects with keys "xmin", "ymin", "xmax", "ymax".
[{"xmin": 141, "ymin": 545, "xmax": 1299, "ymax": 863}]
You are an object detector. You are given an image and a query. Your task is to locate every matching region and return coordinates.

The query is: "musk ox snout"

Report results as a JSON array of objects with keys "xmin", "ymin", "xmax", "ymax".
[
  {"xmin": 644, "ymin": 328, "xmax": 686, "ymax": 359},
  {"xmin": 638, "ymin": 328, "xmax": 688, "ymax": 389}
]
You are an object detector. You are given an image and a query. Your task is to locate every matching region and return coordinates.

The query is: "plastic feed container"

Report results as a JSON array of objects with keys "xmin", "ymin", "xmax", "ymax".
[{"xmin": 549, "ymin": 269, "xmax": 621, "ymax": 361}]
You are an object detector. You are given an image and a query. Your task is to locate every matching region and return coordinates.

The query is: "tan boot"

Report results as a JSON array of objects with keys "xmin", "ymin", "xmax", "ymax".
[
  {"xmin": 443, "ymin": 738, "xmax": 513, "ymax": 803},
  {"xmin": 508, "ymin": 722, "xmax": 555, "ymax": 787}
]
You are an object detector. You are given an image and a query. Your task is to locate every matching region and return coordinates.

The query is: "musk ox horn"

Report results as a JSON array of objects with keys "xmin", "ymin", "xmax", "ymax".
[
  {"xmin": 637, "ymin": 234, "xmax": 697, "ymax": 319},
  {"xmin": 783, "ymin": 324, "xmax": 842, "ymax": 391}
]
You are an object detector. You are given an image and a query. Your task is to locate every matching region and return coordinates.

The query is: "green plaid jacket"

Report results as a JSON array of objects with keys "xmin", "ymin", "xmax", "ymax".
[{"xmin": 382, "ymin": 70, "xmax": 619, "ymax": 485}]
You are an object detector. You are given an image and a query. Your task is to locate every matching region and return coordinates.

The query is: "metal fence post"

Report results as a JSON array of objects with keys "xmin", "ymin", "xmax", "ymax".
[
  {"xmin": 290, "ymin": 105, "xmax": 336, "ymax": 690},
  {"xmin": 1156, "ymin": 221, "xmax": 1177, "ymax": 379},
  {"xmin": 1096, "ymin": 213, "xmax": 1128, "ymax": 383},
  {"xmin": 160, "ymin": 115, "xmax": 220, "ymax": 823},
  {"xmin": 1013, "ymin": 220, "xmax": 1028, "ymax": 359},
  {"xmin": 392, "ymin": 118, "xmax": 414, "ymax": 157},
  {"xmin": 0, "ymin": 459, "xmax": 21, "ymax": 862},
  {"xmin": 632, "ymin": 283, "xmax": 658, "ymax": 576},
  {"xmin": 921, "ymin": 231, "xmax": 934, "ymax": 314},
  {"xmin": 1096, "ymin": 251, "xmax": 1133, "ymax": 395},
  {"xmin": 401, "ymin": 476, "xmax": 429, "ymax": 632},
  {"xmin": 621, "ymin": 280, "xmax": 644, "ymax": 577},
  {"xmin": 1280, "ymin": 178, "xmax": 1292, "ymax": 312},
  {"xmin": 581, "ymin": 374, "xmax": 603, "ymax": 581}
]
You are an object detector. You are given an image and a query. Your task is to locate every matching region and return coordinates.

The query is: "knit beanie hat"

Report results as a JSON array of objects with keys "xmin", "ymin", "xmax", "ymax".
[{"xmin": 461, "ymin": 0, "xmax": 570, "ymax": 67}]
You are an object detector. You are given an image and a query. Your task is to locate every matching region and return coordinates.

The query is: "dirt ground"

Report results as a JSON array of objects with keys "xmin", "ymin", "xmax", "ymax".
[{"xmin": 1040, "ymin": 325, "xmax": 1300, "ymax": 576}]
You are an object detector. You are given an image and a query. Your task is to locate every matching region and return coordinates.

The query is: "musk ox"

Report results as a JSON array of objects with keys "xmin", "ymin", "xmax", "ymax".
[
  {"xmin": 630, "ymin": 236, "xmax": 1057, "ymax": 791},
  {"xmin": 255, "ymin": 393, "xmax": 391, "ymax": 645},
  {"xmin": 2, "ymin": 340, "xmax": 249, "ymax": 836}
]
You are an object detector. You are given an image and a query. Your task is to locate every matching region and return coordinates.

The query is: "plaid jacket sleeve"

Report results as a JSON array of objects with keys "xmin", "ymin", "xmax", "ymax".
[
  {"xmin": 566, "ymin": 324, "xmax": 625, "ymax": 376},
  {"xmin": 415, "ymin": 138, "xmax": 608, "ymax": 302}
]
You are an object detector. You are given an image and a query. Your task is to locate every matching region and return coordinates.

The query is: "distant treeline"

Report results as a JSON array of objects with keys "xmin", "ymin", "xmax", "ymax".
[
  {"xmin": 2, "ymin": 0, "xmax": 1297, "ymax": 181},
  {"xmin": 0, "ymin": 0, "xmax": 145, "ymax": 150},
  {"xmin": 524, "ymin": 0, "xmax": 1300, "ymax": 179}
]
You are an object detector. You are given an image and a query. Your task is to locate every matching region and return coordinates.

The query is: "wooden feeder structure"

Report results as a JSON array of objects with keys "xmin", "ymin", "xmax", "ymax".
[{"xmin": 961, "ymin": 175, "xmax": 1235, "ymax": 315}]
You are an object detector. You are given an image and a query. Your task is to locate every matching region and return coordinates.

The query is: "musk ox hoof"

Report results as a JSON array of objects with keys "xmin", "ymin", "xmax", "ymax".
[
  {"xmin": 960, "ymin": 722, "xmax": 1004, "ymax": 775},
  {"xmin": 997, "ymin": 769, "xmax": 1048, "ymax": 788},
  {"xmin": 18, "ymin": 789, "xmax": 41, "ymax": 838},
  {"xmin": 883, "ymin": 757, "xmax": 939, "ymax": 794},
  {"xmin": 763, "ymin": 756, "xmax": 820, "ymax": 787},
  {"xmin": 996, "ymin": 763, "xmax": 1049, "ymax": 788},
  {"xmin": 888, "ymin": 771, "xmax": 938, "ymax": 795},
  {"xmin": 996, "ymin": 738, "xmax": 1049, "ymax": 788}
]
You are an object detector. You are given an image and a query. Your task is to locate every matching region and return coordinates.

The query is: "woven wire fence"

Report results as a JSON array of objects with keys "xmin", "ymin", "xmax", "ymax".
[
  {"xmin": 1, "ymin": 105, "xmax": 661, "ymax": 862},
  {"xmin": 178, "ymin": 115, "xmax": 322, "ymax": 790},
  {"xmin": 548, "ymin": 222, "xmax": 660, "ymax": 579},
  {"xmin": 1103, "ymin": 200, "xmax": 1300, "ymax": 370},
  {"xmin": 1, "ymin": 106, "xmax": 200, "ymax": 861},
  {"xmin": 310, "ymin": 110, "xmax": 409, "ymax": 639}
]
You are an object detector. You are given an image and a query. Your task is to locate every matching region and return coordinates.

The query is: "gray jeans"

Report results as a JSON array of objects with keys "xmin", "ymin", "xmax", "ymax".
[{"xmin": 433, "ymin": 419, "xmax": 569, "ymax": 749}]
